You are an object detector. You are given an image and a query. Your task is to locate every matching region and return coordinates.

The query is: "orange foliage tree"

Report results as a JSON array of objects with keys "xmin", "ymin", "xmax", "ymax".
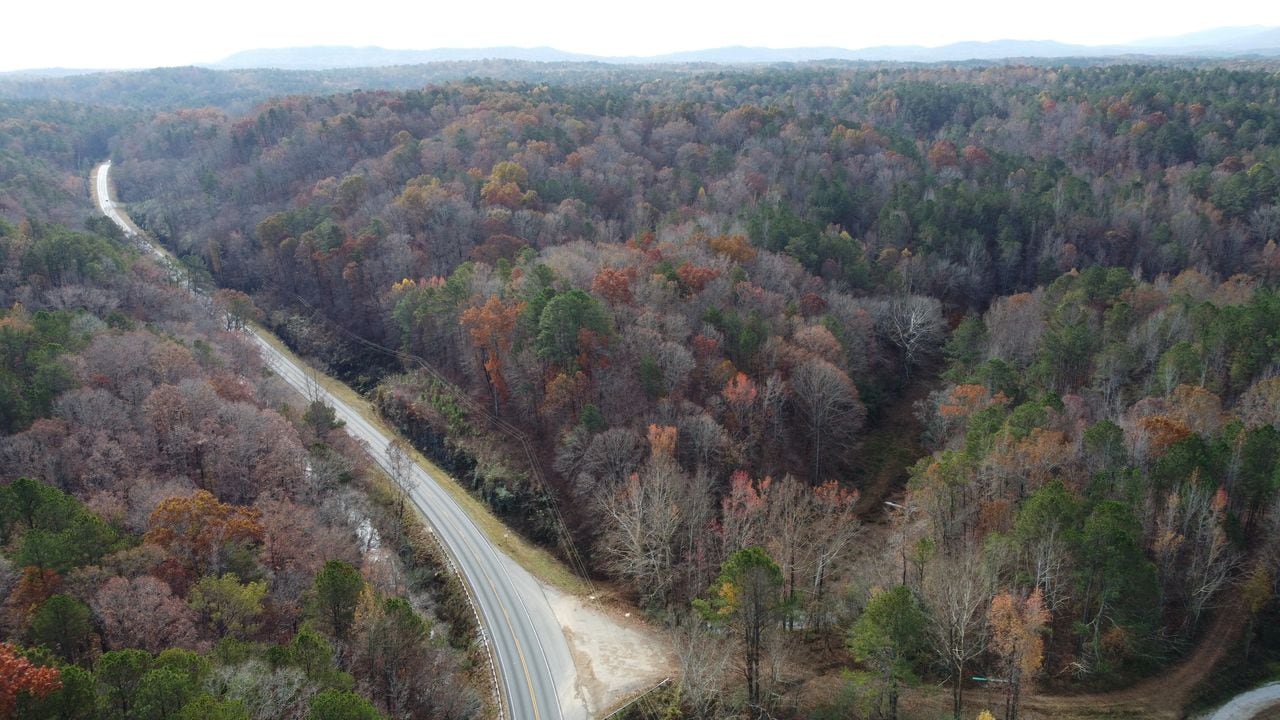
[
  {"xmin": 675, "ymin": 262, "xmax": 720, "ymax": 295},
  {"xmin": 988, "ymin": 589, "xmax": 1048, "ymax": 720},
  {"xmin": 987, "ymin": 429, "xmax": 1073, "ymax": 499},
  {"xmin": 211, "ymin": 288, "xmax": 263, "ymax": 331},
  {"xmin": 145, "ymin": 490, "xmax": 264, "ymax": 575},
  {"xmin": 928, "ymin": 139, "xmax": 959, "ymax": 168},
  {"xmin": 723, "ymin": 372, "xmax": 757, "ymax": 405},
  {"xmin": 1133, "ymin": 415, "xmax": 1192, "ymax": 463},
  {"xmin": 591, "ymin": 267, "xmax": 634, "ymax": 306},
  {"xmin": 937, "ymin": 384, "xmax": 1008, "ymax": 419},
  {"xmin": 540, "ymin": 370, "xmax": 589, "ymax": 427},
  {"xmin": 647, "ymin": 424, "xmax": 678, "ymax": 460},
  {"xmin": 459, "ymin": 295, "xmax": 525, "ymax": 413},
  {"xmin": 1168, "ymin": 384, "xmax": 1224, "ymax": 437},
  {"xmin": 0, "ymin": 643, "xmax": 60, "ymax": 719},
  {"xmin": 2, "ymin": 568, "xmax": 61, "ymax": 632},
  {"xmin": 707, "ymin": 234, "xmax": 757, "ymax": 263},
  {"xmin": 479, "ymin": 161, "xmax": 533, "ymax": 209}
]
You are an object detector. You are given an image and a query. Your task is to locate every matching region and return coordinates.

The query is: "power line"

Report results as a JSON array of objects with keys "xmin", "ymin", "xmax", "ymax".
[{"xmin": 261, "ymin": 281, "xmax": 599, "ymax": 595}]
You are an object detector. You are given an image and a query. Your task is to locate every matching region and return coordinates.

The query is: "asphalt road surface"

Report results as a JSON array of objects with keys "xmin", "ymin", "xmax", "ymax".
[
  {"xmin": 94, "ymin": 162, "xmax": 585, "ymax": 720},
  {"xmin": 1207, "ymin": 683, "xmax": 1280, "ymax": 720}
]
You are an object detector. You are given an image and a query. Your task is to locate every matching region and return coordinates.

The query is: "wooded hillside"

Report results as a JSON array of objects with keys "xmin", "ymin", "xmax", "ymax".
[
  {"xmin": 0, "ymin": 177, "xmax": 481, "ymax": 718},
  {"xmin": 4, "ymin": 61, "xmax": 1280, "ymax": 719}
]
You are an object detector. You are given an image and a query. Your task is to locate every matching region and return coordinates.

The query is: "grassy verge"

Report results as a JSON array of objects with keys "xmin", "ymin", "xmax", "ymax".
[
  {"xmin": 89, "ymin": 163, "xmax": 102, "ymax": 207},
  {"xmin": 250, "ymin": 325, "xmax": 589, "ymax": 596}
]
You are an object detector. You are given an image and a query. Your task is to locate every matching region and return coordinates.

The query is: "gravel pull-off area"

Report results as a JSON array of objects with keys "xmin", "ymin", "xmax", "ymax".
[{"xmin": 542, "ymin": 585, "xmax": 676, "ymax": 716}]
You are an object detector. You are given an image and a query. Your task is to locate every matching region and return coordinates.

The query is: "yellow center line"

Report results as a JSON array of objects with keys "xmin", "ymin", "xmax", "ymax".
[
  {"xmin": 486, "ymin": 573, "xmax": 543, "ymax": 720},
  {"xmin": 411, "ymin": 480, "xmax": 544, "ymax": 720}
]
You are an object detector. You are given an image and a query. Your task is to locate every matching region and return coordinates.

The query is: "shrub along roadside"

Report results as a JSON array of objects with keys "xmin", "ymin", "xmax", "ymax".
[{"xmin": 358, "ymin": 465, "xmax": 496, "ymax": 718}]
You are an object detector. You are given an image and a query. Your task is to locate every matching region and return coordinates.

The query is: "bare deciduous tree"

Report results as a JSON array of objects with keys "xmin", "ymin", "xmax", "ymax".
[
  {"xmin": 93, "ymin": 575, "xmax": 201, "ymax": 653},
  {"xmin": 924, "ymin": 549, "xmax": 992, "ymax": 720},
  {"xmin": 671, "ymin": 623, "xmax": 734, "ymax": 719},
  {"xmin": 871, "ymin": 294, "xmax": 947, "ymax": 380},
  {"xmin": 677, "ymin": 411, "xmax": 728, "ymax": 475},
  {"xmin": 1181, "ymin": 485, "xmax": 1240, "ymax": 625},
  {"xmin": 1250, "ymin": 205, "xmax": 1280, "ymax": 243},
  {"xmin": 759, "ymin": 475, "xmax": 861, "ymax": 631},
  {"xmin": 790, "ymin": 358, "xmax": 865, "ymax": 482},
  {"xmin": 983, "ymin": 292, "xmax": 1045, "ymax": 368},
  {"xmin": 597, "ymin": 457, "xmax": 685, "ymax": 611},
  {"xmin": 385, "ymin": 439, "xmax": 411, "ymax": 550},
  {"xmin": 1026, "ymin": 525, "xmax": 1073, "ymax": 614}
]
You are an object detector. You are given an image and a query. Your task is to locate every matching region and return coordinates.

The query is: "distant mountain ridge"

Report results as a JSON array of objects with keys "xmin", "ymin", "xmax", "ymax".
[
  {"xmin": 208, "ymin": 26, "xmax": 1280, "ymax": 69},
  {"xmin": 1127, "ymin": 25, "xmax": 1280, "ymax": 50},
  {"xmin": 209, "ymin": 45, "xmax": 603, "ymax": 70},
  {"xmin": 0, "ymin": 67, "xmax": 107, "ymax": 78}
]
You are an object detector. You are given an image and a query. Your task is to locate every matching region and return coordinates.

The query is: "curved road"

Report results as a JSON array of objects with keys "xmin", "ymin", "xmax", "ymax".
[
  {"xmin": 95, "ymin": 162, "xmax": 585, "ymax": 720},
  {"xmin": 1207, "ymin": 684, "xmax": 1280, "ymax": 720}
]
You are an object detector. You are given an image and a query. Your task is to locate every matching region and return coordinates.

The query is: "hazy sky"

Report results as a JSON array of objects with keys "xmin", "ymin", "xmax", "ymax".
[{"xmin": 3, "ymin": 0, "xmax": 1279, "ymax": 71}]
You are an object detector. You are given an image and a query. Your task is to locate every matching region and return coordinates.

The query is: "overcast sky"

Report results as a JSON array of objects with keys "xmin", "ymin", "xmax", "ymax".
[{"xmin": 3, "ymin": 0, "xmax": 1278, "ymax": 71}]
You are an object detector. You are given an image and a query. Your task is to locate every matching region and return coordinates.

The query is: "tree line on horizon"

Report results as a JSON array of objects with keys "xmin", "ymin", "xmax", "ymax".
[{"xmin": 2, "ymin": 61, "xmax": 1280, "ymax": 718}]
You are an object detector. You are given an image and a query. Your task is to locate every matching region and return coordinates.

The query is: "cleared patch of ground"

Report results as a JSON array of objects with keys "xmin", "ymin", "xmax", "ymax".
[{"xmin": 543, "ymin": 585, "xmax": 676, "ymax": 716}]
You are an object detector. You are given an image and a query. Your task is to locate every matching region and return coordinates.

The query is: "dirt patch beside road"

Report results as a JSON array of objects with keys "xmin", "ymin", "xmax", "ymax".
[{"xmin": 542, "ymin": 585, "xmax": 675, "ymax": 716}]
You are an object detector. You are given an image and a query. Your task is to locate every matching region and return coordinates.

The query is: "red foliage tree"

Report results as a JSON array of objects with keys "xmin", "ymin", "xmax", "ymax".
[
  {"xmin": 928, "ymin": 140, "xmax": 959, "ymax": 168},
  {"xmin": 469, "ymin": 233, "xmax": 527, "ymax": 265},
  {"xmin": 799, "ymin": 292, "xmax": 828, "ymax": 317}
]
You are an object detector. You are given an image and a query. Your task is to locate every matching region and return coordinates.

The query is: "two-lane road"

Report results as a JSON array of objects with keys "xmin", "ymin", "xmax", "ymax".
[{"xmin": 94, "ymin": 162, "xmax": 585, "ymax": 720}]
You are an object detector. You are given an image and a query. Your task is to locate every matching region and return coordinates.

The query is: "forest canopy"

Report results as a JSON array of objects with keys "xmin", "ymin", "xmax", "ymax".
[{"xmin": 4, "ymin": 59, "xmax": 1280, "ymax": 720}]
